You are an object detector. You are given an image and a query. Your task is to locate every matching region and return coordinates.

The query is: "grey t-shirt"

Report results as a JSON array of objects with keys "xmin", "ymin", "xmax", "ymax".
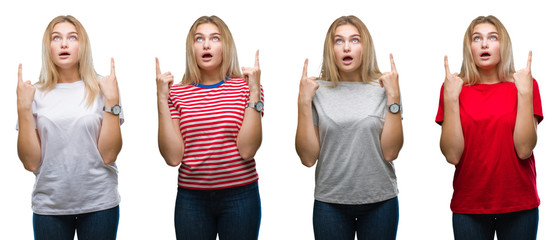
[
  {"xmin": 18, "ymin": 81, "xmax": 123, "ymax": 215},
  {"xmin": 312, "ymin": 80, "xmax": 399, "ymax": 204}
]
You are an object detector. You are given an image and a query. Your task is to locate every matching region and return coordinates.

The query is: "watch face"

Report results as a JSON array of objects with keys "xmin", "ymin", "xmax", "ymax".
[
  {"xmin": 255, "ymin": 101, "xmax": 263, "ymax": 112},
  {"xmin": 389, "ymin": 104, "xmax": 400, "ymax": 113},
  {"xmin": 112, "ymin": 105, "xmax": 121, "ymax": 115}
]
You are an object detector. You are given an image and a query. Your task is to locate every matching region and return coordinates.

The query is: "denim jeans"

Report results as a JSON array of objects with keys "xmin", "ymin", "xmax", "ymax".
[
  {"xmin": 174, "ymin": 181, "xmax": 261, "ymax": 240},
  {"xmin": 33, "ymin": 205, "xmax": 119, "ymax": 240},
  {"xmin": 453, "ymin": 207, "xmax": 538, "ymax": 240},
  {"xmin": 313, "ymin": 197, "xmax": 399, "ymax": 240}
]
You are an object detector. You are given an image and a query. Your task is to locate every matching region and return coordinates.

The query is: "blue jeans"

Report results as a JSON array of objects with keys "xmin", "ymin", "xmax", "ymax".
[
  {"xmin": 174, "ymin": 181, "xmax": 261, "ymax": 240},
  {"xmin": 33, "ymin": 205, "xmax": 119, "ymax": 240},
  {"xmin": 453, "ymin": 207, "xmax": 539, "ymax": 240},
  {"xmin": 313, "ymin": 197, "xmax": 399, "ymax": 240}
]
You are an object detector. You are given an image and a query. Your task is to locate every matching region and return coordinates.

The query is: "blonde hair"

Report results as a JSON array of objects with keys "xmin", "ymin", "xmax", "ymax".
[
  {"xmin": 319, "ymin": 15, "xmax": 382, "ymax": 87},
  {"xmin": 38, "ymin": 15, "xmax": 99, "ymax": 106},
  {"xmin": 182, "ymin": 16, "xmax": 241, "ymax": 85},
  {"xmin": 459, "ymin": 15, "xmax": 515, "ymax": 85}
]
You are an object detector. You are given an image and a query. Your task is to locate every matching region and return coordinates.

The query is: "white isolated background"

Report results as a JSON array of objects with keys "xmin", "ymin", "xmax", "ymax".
[{"xmin": 1, "ymin": 0, "xmax": 557, "ymax": 239}]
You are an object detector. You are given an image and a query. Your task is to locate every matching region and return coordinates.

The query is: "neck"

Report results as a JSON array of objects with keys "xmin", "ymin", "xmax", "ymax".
[
  {"xmin": 339, "ymin": 70, "xmax": 362, "ymax": 82},
  {"xmin": 199, "ymin": 69, "xmax": 222, "ymax": 85},
  {"xmin": 478, "ymin": 67, "xmax": 500, "ymax": 84},
  {"xmin": 57, "ymin": 66, "xmax": 80, "ymax": 83}
]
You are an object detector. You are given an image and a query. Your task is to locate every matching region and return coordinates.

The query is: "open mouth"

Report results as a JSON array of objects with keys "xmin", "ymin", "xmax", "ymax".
[
  {"xmin": 480, "ymin": 52, "xmax": 490, "ymax": 57},
  {"xmin": 59, "ymin": 52, "xmax": 70, "ymax": 56},
  {"xmin": 202, "ymin": 53, "xmax": 212, "ymax": 59},
  {"xmin": 342, "ymin": 56, "xmax": 353, "ymax": 63}
]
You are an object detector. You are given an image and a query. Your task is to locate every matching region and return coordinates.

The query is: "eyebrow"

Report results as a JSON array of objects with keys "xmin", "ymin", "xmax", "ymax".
[
  {"xmin": 194, "ymin": 32, "xmax": 220, "ymax": 36},
  {"xmin": 51, "ymin": 31, "xmax": 78, "ymax": 35},
  {"xmin": 472, "ymin": 31, "xmax": 499, "ymax": 35},
  {"xmin": 334, "ymin": 34, "xmax": 361, "ymax": 38}
]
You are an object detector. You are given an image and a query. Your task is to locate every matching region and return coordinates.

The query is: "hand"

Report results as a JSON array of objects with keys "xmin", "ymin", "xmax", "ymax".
[
  {"xmin": 98, "ymin": 58, "xmax": 119, "ymax": 102},
  {"xmin": 443, "ymin": 56, "xmax": 464, "ymax": 101},
  {"xmin": 155, "ymin": 57, "xmax": 174, "ymax": 100},
  {"xmin": 379, "ymin": 54, "xmax": 400, "ymax": 98},
  {"xmin": 242, "ymin": 50, "xmax": 261, "ymax": 93},
  {"xmin": 298, "ymin": 59, "xmax": 319, "ymax": 104},
  {"xmin": 16, "ymin": 64, "xmax": 36, "ymax": 111},
  {"xmin": 513, "ymin": 51, "xmax": 533, "ymax": 95}
]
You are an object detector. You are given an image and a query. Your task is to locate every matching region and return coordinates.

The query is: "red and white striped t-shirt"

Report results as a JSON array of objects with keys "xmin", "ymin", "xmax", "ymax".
[{"xmin": 168, "ymin": 77, "xmax": 263, "ymax": 190}]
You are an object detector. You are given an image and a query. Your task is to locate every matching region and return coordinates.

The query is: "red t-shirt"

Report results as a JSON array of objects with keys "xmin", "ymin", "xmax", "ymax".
[
  {"xmin": 436, "ymin": 79, "xmax": 543, "ymax": 214},
  {"xmin": 168, "ymin": 77, "xmax": 263, "ymax": 190}
]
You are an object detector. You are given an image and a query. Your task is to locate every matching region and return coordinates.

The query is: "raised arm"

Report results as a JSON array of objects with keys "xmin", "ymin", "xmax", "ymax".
[
  {"xmin": 513, "ymin": 51, "xmax": 538, "ymax": 159},
  {"xmin": 97, "ymin": 58, "xmax": 123, "ymax": 165},
  {"xmin": 155, "ymin": 58, "xmax": 184, "ymax": 167},
  {"xmin": 440, "ymin": 56, "xmax": 465, "ymax": 165},
  {"xmin": 237, "ymin": 50, "xmax": 263, "ymax": 160},
  {"xmin": 295, "ymin": 59, "xmax": 320, "ymax": 167},
  {"xmin": 379, "ymin": 54, "xmax": 403, "ymax": 162},
  {"xmin": 16, "ymin": 64, "xmax": 41, "ymax": 172}
]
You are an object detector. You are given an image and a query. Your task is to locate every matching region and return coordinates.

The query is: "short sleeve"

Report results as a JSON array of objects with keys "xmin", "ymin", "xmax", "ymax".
[
  {"xmin": 260, "ymin": 85, "xmax": 265, "ymax": 117},
  {"xmin": 168, "ymin": 94, "xmax": 180, "ymax": 120},
  {"xmin": 532, "ymin": 79, "xmax": 543, "ymax": 123},
  {"xmin": 435, "ymin": 83, "xmax": 445, "ymax": 125}
]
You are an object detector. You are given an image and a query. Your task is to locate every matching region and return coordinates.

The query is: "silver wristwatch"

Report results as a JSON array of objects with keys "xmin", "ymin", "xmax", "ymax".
[
  {"xmin": 247, "ymin": 101, "xmax": 263, "ymax": 112},
  {"xmin": 103, "ymin": 104, "xmax": 121, "ymax": 115}
]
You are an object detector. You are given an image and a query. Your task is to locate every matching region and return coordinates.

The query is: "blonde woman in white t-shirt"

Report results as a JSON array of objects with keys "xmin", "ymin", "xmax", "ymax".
[{"xmin": 16, "ymin": 15, "xmax": 123, "ymax": 240}]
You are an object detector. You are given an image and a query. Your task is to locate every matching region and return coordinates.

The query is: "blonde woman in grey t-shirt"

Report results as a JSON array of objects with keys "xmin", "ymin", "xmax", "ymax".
[
  {"xmin": 295, "ymin": 15, "xmax": 403, "ymax": 240},
  {"xmin": 16, "ymin": 15, "xmax": 122, "ymax": 240}
]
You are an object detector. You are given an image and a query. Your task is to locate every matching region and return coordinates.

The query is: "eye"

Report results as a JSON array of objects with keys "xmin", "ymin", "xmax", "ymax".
[
  {"xmin": 69, "ymin": 36, "xmax": 77, "ymax": 41},
  {"xmin": 352, "ymin": 38, "xmax": 359, "ymax": 43},
  {"xmin": 490, "ymin": 36, "xmax": 498, "ymax": 41},
  {"xmin": 196, "ymin": 37, "xmax": 203, "ymax": 42},
  {"xmin": 335, "ymin": 39, "xmax": 343, "ymax": 44},
  {"xmin": 53, "ymin": 36, "xmax": 60, "ymax": 41},
  {"xmin": 473, "ymin": 36, "xmax": 481, "ymax": 42},
  {"xmin": 212, "ymin": 36, "xmax": 219, "ymax": 41}
]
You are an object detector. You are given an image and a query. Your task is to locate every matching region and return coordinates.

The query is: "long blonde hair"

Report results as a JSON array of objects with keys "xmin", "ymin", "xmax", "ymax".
[
  {"xmin": 459, "ymin": 15, "xmax": 515, "ymax": 85},
  {"xmin": 38, "ymin": 15, "xmax": 99, "ymax": 106},
  {"xmin": 319, "ymin": 15, "xmax": 382, "ymax": 87},
  {"xmin": 182, "ymin": 16, "xmax": 241, "ymax": 85}
]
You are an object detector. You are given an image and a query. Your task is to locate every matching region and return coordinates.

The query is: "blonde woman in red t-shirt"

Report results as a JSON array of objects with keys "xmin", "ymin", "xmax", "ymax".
[
  {"xmin": 437, "ymin": 15, "xmax": 542, "ymax": 240},
  {"xmin": 155, "ymin": 15, "xmax": 263, "ymax": 240}
]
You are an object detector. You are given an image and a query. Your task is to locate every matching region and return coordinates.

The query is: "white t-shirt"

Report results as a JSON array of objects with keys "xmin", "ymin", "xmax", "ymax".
[{"xmin": 18, "ymin": 80, "xmax": 123, "ymax": 215}]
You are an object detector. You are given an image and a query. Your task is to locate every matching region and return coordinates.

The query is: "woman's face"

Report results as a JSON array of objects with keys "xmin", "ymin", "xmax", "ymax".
[
  {"xmin": 50, "ymin": 22, "xmax": 79, "ymax": 70},
  {"xmin": 193, "ymin": 23, "xmax": 223, "ymax": 73},
  {"xmin": 470, "ymin": 23, "xmax": 501, "ymax": 70},
  {"xmin": 333, "ymin": 24, "xmax": 362, "ymax": 74}
]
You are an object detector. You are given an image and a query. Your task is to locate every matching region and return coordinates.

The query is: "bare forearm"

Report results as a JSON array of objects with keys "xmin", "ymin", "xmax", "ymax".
[
  {"xmin": 237, "ymin": 89, "xmax": 263, "ymax": 160},
  {"xmin": 514, "ymin": 92, "xmax": 537, "ymax": 159},
  {"xmin": 381, "ymin": 96, "xmax": 403, "ymax": 162},
  {"xmin": 98, "ymin": 98, "xmax": 122, "ymax": 164},
  {"xmin": 17, "ymin": 108, "xmax": 41, "ymax": 172},
  {"xmin": 295, "ymin": 101, "xmax": 320, "ymax": 167},
  {"xmin": 440, "ymin": 99, "xmax": 464, "ymax": 165},
  {"xmin": 157, "ymin": 99, "xmax": 184, "ymax": 166}
]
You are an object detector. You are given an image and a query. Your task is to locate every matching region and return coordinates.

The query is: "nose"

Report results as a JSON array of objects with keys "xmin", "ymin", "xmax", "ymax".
[
  {"xmin": 343, "ymin": 41, "xmax": 350, "ymax": 52},
  {"xmin": 481, "ymin": 38, "xmax": 489, "ymax": 49},
  {"xmin": 203, "ymin": 38, "xmax": 210, "ymax": 50},
  {"xmin": 61, "ymin": 38, "xmax": 69, "ymax": 49}
]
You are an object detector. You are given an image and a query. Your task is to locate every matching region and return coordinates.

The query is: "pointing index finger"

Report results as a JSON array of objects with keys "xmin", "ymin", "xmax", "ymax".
[
  {"xmin": 110, "ymin": 57, "xmax": 115, "ymax": 76},
  {"xmin": 18, "ymin": 64, "xmax": 23, "ymax": 83},
  {"xmin": 390, "ymin": 53, "xmax": 397, "ymax": 72},
  {"xmin": 444, "ymin": 55, "xmax": 450, "ymax": 76},
  {"xmin": 526, "ymin": 50, "xmax": 532, "ymax": 70},
  {"xmin": 155, "ymin": 57, "xmax": 161, "ymax": 76},
  {"xmin": 254, "ymin": 50, "xmax": 260, "ymax": 68},
  {"xmin": 302, "ymin": 58, "xmax": 308, "ymax": 78}
]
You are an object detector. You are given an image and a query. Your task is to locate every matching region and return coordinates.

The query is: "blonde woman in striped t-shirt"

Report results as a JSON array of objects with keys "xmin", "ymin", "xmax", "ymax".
[{"xmin": 155, "ymin": 15, "xmax": 263, "ymax": 240}]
